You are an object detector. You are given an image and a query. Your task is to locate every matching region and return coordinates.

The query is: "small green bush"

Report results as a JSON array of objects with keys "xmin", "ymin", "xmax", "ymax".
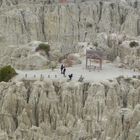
[
  {"xmin": 0, "ymin": 65, "xmax": 17, "ymax": 82},
  {"xmin": 129, "ymin": 41, "xmax": 139, "ymax": 48},
  {"xmin": 36, "ymin": 43, "xmax": 50, "ymax": 56}
]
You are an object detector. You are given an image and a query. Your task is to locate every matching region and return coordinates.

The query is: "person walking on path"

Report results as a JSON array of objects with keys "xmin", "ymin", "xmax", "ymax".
[
  {"xmin": 63, "ymin": 66, "xmax": 66, "ymax": 77},
  {"xmin": 78, "ymin": 75, "xmax": 84, "ymax": 82},
  {"xmin": 61, "ymin": 64, "xmax": 64, "ymax": 74},
  {"xmin": 68, "ymin": 74, "xmax": 73, "ymax": 80}
]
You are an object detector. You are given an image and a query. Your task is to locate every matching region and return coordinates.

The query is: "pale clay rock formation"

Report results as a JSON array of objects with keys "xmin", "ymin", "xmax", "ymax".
[
  {"xmin": 0, "ymin": 0, "xmax": 140, "ymax": 70},
  {"xmin": 0, "ymin": 0, "xmax": 140, "ymax": 46},
  {"xmin": 0, "ymin": 1, "xmax": 140, "ymax": 140},
  {"xmin": 0, "ymin": 32, "xmax": 140, "ymax": 70},
  {"xmin": 0, "ymin": 77, "xmax": 139, "ymax": 139},
  {"xmin": 0, "ymin": 41, "xmax": 54, "ymax": 70}
]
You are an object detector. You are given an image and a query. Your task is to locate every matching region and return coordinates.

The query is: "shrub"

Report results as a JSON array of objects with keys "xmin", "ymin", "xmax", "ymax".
[
  {"xmin": 86, "ymin": 22, "xmax": 93, "ymax": 28},
  {"xmin": 36, "ymin": 43, "xmax": 50, "ymax": 56},
  {"xmin": 129, "ymin": 41, "xmax": 139, "ymax": 48},
  {"xmin": 0, "ymin": 65, "xmax": 17, "ymax": 82},
  {"xmin": 64, "ymin": 59, "xmax": 73, "ymax": 67},
  {"xmin": 58, "ymin": 54, "xmax": 69, "ymax": 63},
  {"xmin": 93, "ymin": 42, "xmax": 98, "ymax": 47}
]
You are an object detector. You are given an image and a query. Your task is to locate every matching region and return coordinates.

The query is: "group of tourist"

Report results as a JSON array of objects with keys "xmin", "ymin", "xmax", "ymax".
[{"xmin": 60, "ymin": 64, "xmax": 73, "ymax": 80}]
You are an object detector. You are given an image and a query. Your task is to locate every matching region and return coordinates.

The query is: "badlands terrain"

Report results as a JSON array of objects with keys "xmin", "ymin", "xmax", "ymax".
[{"xmin": 0, "ymin": 0, "xmax": 140, "ymax": 140}]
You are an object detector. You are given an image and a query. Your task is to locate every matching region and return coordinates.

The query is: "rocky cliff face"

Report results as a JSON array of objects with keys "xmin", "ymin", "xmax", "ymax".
[
  {"xmin": 0, "ymin": 0, "xmax": 140, "ymax": 47},
  {"xmin": 95, "ymin": 32, "xmax": 140, "ymax": 70},
  {"xmin": 0, "ymin": 1, "xmax": 140, "ymax": 140},
  {"xmin": 0, "ymin": 77, "xmax": 140, "ymax": 140},
  {"xmin": 0, "ymin": 41, "xmax": 52, "ymax": 70}
]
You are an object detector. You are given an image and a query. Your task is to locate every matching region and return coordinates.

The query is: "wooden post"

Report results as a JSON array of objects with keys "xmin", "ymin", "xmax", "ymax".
[
  {"xmin": 137, "ymin": 19, "xmax": 140, "ymax": 36},
  {"xmin": 86, "ymin": 57, "xmax": 88, "ymax": 69},
  {"xmin": 90, "ymin": 59, "xmax": 91, "ymax": 70},
  {"xmin": 100, "ymin": 59, "xmax": 102, "ymax": 70}
]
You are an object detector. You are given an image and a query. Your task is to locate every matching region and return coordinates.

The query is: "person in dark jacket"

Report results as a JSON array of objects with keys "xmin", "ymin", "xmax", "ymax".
[
  {"xmin": 78, "ymin": 75, "xmax": 84, "ymax": 82},
  {"xmin": 60, "ymin": 64, "xmax": 64, "ymax": 74},
  {"xmin": 68, "ymin": 74, "xmax": 73, "ymax": 80},
  {"xmin": 63, "ymin": 67, "xmax": 66, "ymax": 77}
]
